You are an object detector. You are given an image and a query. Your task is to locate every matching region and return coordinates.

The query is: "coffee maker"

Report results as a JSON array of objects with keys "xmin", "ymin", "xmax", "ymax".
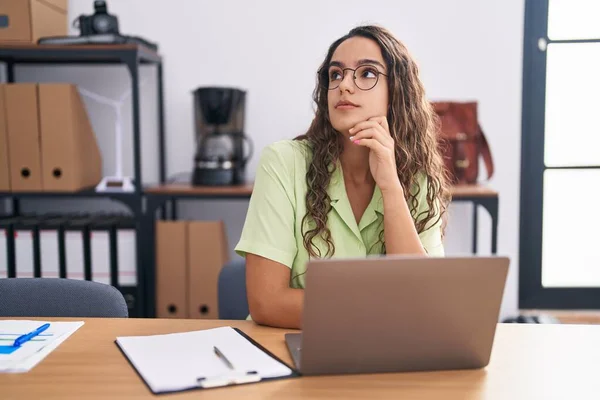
[{"xmin": 191, "ymin": 87, "xmax": 253, "ymax": 186}]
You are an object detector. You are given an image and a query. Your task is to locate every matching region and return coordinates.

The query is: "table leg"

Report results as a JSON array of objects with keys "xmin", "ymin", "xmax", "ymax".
[
  {"xmin": 171, "ymin": 198, "xmax": 178, "ymax": 220},
  {"xmin": 490, "ymin": 198, "xmax": 499, "ymax": 254},
  {"xmin": 472, "ymin": 203, "xmax": 478, "ymax": 254},
  {"xmin": 478, "ymin": 198, "xmax": 499, "ymax": 255},
  {"xmin": 141, "ymin": 196, "xmax": 167, "ymax": 318}
]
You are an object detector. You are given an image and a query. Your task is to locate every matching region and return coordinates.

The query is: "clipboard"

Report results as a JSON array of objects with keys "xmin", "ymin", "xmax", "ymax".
[{"xmin": 115, "ymin": 327, "xmax": 300, "ymax": 394}]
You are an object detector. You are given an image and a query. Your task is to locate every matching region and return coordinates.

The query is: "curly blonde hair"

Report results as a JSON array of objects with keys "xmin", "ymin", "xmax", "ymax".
[{"xmin": 296, "ymin": 25, "xmax": 451, "ymax": 258}]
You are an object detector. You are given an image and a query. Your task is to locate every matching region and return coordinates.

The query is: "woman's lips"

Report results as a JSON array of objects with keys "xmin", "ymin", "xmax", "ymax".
[
  {"xmin": 336, "ymin": 104, "xmax": 358, "ymax": 110},
  {"xmin": 335, "ymin": 100, "xmax": 359, "ymax": 110}
]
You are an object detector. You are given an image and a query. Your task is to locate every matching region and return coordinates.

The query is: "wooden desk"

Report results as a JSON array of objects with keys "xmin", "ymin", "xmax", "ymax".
[
  {"xmin": 144, "ymin": 183, "xmax": 496, "ymax": 199},
  {"xmin": 144, "ymin": 182, "xmax": 499, "ymax": 253},
  {"xmin": 140, "ymin": 183, "xmax": 499, "ymax": 317},
  {"xmin": 145, "ymin": 183, "xmax": 254, "ymax": 198},
  {"xmin": 3, "ymin": 319, "xmax": 600, "ymax": 399}
]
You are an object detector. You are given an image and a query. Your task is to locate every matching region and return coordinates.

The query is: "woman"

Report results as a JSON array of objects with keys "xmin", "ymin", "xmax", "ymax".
[{"xmin": 235, "ymin": 25, "xmax": 451, "ymax": 329}]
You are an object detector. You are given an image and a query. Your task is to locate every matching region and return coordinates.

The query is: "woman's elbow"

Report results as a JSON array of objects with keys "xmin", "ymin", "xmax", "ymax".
[{"xmin": 247, "ymin": 292, "xmax": 273, "ymax": 325}]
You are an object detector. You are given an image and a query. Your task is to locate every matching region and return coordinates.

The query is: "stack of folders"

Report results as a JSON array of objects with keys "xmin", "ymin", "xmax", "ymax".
[
  {"xmin": 116, "ymin": 326, "xmax": 298, "ymax": 393},
  {"xmin": 0, "ymin": 320, "xmax": 84, "ymax": 373}
]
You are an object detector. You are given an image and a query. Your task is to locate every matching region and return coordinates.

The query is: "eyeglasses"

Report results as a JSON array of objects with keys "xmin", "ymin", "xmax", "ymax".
[{"xmin": 322, "ymin": 65, "xmax": 388, "ymax": 91}]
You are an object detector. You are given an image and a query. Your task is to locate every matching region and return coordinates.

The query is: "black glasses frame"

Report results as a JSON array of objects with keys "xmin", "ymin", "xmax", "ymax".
[{"xmin": 320, "ymin": 65, "xmax": 389, "ymax": 91}]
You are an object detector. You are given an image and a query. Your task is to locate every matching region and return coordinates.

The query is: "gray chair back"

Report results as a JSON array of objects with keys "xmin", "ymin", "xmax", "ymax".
[
  {"xmin": 0, "ymin": 278, "xmax": 128, "ymax": 318},
  {"xmin": 218, "ymin": 259, "xmax": 249, "ymax": 320}
]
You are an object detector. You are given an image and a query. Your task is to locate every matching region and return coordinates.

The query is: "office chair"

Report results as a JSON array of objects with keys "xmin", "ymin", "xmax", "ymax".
[
  {"xmin": 0, "ymin": 278, "xmax": 128, "ymax": 318},
  {"xmin": 217, "ymin": 259, "xmax": 249, "ymax": 320}
]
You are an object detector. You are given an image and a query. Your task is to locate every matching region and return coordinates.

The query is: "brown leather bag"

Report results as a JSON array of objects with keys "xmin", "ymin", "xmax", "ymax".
[{"xmin": 432, "ymin": 101, "xmax": 494, "ymax": 185}]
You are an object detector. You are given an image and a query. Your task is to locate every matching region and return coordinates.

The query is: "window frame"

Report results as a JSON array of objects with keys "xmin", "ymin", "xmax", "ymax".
[{"xmin": 519, "ymin": 0, "xmax": 600, "ymax": 309}]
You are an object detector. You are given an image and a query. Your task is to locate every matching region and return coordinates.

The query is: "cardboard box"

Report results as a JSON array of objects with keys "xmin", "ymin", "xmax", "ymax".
[
  {"xmin": 38, "ymin": 84, "xmax": 102, "ymax": 191},
  {"xmin": 0, "ymin": 85, "xmax": 10, "ymax": 191},
  {"xmin": 187, "ymin": 221, "xmax": 229, "ymax": 319},
  {"xmin": 0, "ymin": 0, "xmax": 67, "ymax": 43},
  {"xmin": 5, "ymin": 84, "xmax": 43, "ymax": 191},
  {"xmin": 155, "ymin": 221, "xmax": 189, "ymax": 319}
]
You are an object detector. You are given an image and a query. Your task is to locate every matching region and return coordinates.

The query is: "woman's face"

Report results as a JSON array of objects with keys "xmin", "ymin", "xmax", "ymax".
[{"xmin": 327, "ymin": 36, "xmax": 389, "ymax": 136}]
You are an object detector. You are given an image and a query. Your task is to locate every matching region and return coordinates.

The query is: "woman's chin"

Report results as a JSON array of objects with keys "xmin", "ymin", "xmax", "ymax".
[{"xmin": 331, "ymin": 118, "xmax": 361, "ymax": 136}]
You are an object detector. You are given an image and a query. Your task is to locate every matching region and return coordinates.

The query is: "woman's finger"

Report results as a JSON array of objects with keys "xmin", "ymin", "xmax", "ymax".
[
  {"xmin": 351, "ymin": 127, "xmax": 394, "ymax": 148},
  {"xmin": 349, "ymin": 120, "xmax": 383, "ymax": 136},
  {"xmin": 352, "ymin": 137, "xmax": 389, "ymax": 155},
  {"xmin": 368, "ymin": 116, "xmax": 390, "ymax": 134}
]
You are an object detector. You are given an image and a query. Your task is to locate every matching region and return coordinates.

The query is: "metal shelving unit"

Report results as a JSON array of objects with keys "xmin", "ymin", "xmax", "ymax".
[{"xmin": 0, "ymin": 43, "xmax": 166, "ymax": 317}]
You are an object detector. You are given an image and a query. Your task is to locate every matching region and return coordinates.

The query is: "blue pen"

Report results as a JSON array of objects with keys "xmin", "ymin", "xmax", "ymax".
[{"xmin": 13, "ymin": 323, "xmax": 50, "ymax": 347}]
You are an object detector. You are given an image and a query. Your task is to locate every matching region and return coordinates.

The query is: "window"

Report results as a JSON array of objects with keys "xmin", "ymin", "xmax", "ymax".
[{"xmin": 520, "ymin": 0, "xmax": 600, "ymax": 308}]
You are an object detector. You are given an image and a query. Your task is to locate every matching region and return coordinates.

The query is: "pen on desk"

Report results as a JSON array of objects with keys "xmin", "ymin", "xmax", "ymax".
[
  {"xmin": 13, "ymin": 323, "xmax": 50, "ymax": 347},
  {"xmin": 213, "ymin": 346, "xmax": 235, "ymax": 370}
]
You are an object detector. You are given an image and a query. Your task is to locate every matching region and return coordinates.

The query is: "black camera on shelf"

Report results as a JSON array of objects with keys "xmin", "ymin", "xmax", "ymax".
[{"xmin": 77, "ymin": 1, "xmax": 120, "ymax": 36}]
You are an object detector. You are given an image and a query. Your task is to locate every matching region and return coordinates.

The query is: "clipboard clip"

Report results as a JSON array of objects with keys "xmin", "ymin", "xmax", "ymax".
[{"xmin": 197, "ymin": 371, "xmax": 261, "ymax": 388}]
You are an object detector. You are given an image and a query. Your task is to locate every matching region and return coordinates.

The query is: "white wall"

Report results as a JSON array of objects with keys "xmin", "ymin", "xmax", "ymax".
[{"xmin": 21, "ymin": 0, "xmax": 525, "ymax": 319}]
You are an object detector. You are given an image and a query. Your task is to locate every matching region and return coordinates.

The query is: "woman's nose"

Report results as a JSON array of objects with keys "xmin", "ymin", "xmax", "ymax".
[{"xmin": 338, "ymin": 70, "xmax": 355, "ymax": 93}]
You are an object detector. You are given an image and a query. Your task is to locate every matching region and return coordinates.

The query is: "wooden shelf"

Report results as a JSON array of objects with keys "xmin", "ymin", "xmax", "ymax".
[
  {"xmin": 144, "ymin": 183, "xmax": 498, "ymax": 200},
  {"xmin": 144, "ymin": 183, "xmax": 253, "ymax": 197},
  {"xmin": 450, "ymin": 184, "xmax": 498, "ymax": 199}
]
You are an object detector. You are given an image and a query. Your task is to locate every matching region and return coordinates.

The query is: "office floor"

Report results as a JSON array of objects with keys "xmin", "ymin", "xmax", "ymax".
[{"xmin": 521, "ymin": 310, "xmax": 600, "ymax": 324}]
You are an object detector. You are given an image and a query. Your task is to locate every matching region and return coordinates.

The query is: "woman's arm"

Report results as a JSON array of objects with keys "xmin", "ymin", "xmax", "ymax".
[
  {"xmin": 246, "ymin": 253, "xmax": 304, "ymax": 329},
  {"xmin": 381, "ymin": 186, "xmax": 427, "ymax": 255},
  {"xmin": 349, "ymin": 116, "xmax": 436, "ymax": 255}
]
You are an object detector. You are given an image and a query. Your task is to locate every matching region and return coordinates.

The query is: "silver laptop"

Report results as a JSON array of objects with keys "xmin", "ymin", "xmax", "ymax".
[{"xmin": 285, "ymin": 255, "xmax": 509, "ymax": 376}]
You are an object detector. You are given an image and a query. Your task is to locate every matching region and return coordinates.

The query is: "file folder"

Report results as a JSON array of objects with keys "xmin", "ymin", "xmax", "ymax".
[
  {"xmin": 38, "ymin": 84, "xmax": 102, "ymax": 192},
  {"xmin": 187, "ymin": 221, "xmax": 229, "ymax": 319},
  {"xmin": 5, "ymin": 84, "xmax": 43, "ymax": 191},
  {"xmin": 155, "ymin": 221, "xmax": 188, "ymax": 318}
]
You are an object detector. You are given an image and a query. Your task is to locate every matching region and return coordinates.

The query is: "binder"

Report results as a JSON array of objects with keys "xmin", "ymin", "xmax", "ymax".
[
  {"xmin": 38, "ymin": 84, "xmax": 102, "ymax": 192},
  {"xmin": 86, "ymin": 213, "xmax": 134, "ymax": 286},
  {"xmin": 0, "ymin": 85, "xmax": 10, "ymax": 191},
  {"xmin": 0, "ymin": 223, "xmax": 6, "ymax": 278},
  {"xmin": 0, "ymin": 216, "xmax": 19, "ymax": 278},
  {"xmin": 155, "ymin": 221, "xmax": 188, "ymax": 318},
  {"xmin": 0, "ymin": 216, "xmax": 18, "ymax": 278},
  {"xmin": 5, "ymin": 84, "xmax": 43, "ymax": 191},
  {"xmin": 89, "ymin": 215, "xmax": 114, "ymax": 285},
  {"xmin": 11, "ymin": 214, "xmax": 62, "ymax": 278},
  {"xmin": 13, "ymin": 216, "xmax": 36, "ymax": 278},
  {"xmin": 187, "ymin": 221, "xmax": 229, "ymax": 319},
  {"xmin": 115, "ymin": 216, "xmax": 137, "ymax": 286},
  {"xmin": 39, "ymin": 215, "xmax": 68, "ymax": 278},
  {"xmin": 115, "ymin": 326, "xmax": 298, "ymax": 394},
  {"xmin": 63, "ymin": 216, "xmax": 94, "ymax": 281}
]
